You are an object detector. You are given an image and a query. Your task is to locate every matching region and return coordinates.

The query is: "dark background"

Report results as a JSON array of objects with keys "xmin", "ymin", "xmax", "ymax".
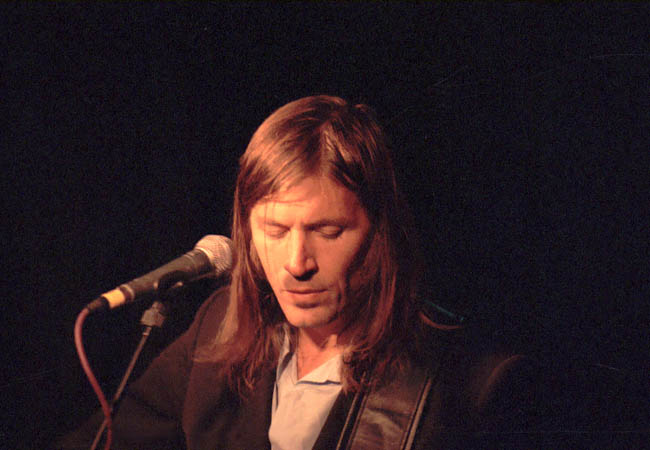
[{"xmin": 3, "ymin": 3, "xmax": 649, "ymax": 448}]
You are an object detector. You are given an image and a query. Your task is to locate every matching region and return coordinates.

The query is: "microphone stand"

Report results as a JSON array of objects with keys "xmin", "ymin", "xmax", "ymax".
[{"xmin": 90, "ymin": 272, "xmax": 185, "ymax": 450}]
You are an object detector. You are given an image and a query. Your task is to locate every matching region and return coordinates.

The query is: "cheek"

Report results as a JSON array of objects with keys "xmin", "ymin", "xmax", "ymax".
[{"xmin": 321, "ymin": 247, "xmax": 360, "ymax": 283}]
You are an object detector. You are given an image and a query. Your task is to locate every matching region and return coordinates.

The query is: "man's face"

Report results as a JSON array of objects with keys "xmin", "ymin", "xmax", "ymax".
[{"xmin": 250, "ymin": 175, "xmax": 371, "ymax": 336}]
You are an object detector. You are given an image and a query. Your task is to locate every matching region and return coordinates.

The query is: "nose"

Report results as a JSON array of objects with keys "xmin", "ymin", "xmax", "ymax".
[{"xmin": 284, "ymin": 231, "xmax": 317, "ymax": 280}]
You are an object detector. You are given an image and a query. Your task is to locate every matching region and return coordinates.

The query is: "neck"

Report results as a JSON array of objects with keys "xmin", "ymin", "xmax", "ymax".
[{"xmin": 295, "ymin": 326, "xmax": 348, "ymax": 379}]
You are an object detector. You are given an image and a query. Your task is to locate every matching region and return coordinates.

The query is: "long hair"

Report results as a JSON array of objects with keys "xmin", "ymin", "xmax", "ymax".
[{"xmin": 198, "ymin": 95, "xmax": 421, "ymax": 395}]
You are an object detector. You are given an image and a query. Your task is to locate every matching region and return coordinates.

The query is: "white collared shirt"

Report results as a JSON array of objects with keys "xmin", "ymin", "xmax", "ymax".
[{"xmin": 268, "ymin": 337, "xmax": 343, "ymax": 450}]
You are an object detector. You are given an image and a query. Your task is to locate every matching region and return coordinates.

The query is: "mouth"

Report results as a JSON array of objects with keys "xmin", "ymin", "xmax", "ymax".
[
  {"xmin": 287, "ymin": 289, "xmax": 325, "ymax": 294},
  {"xmin": 285, "ymin": 289, "xmax": 326, "ymax": 306}
]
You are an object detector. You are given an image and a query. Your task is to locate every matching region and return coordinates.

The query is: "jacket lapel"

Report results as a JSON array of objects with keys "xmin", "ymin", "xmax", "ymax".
[
  {"xmin": 227, "ymin": 368, "xmax": 275, "ymax": 449},
  {"xmin": 312, "ymin": 390, "xmax": 357, "ymax": 450},
  {"xmin": 185, "ymin": 363, "xmax": 275, "ymax": 450}
]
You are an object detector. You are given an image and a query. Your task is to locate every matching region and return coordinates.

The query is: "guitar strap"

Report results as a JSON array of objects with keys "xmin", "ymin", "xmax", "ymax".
[
  {"xmin": 336, "ymin": 344, "xmax": 448, "ymax": 450},
  {"xmin": 334, "ymin": 305, "xmax": 461, "ymax": 450}
]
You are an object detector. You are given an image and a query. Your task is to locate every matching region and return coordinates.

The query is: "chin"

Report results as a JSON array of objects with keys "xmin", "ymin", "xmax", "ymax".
[
  {"xmin": 285, "ymin": 308, "xmax": 338, "ymax": 331},
  {"xmin": 287, "ymin": 316, "xmax": 331, "ymax": 330}
]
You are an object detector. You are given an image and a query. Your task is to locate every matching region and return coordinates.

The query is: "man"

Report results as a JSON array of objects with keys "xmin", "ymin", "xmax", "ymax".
[
  {"xmin": 60, "ymin": 95, "xmax": 541, "ymax": 449},
  {"xmin": 191, "ymin": 95, "xmax": 427, "ymax": 448}
]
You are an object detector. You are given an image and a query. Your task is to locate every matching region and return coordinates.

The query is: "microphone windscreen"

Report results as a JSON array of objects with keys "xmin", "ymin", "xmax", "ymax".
[{"xmin": 195, "ymin": 235, "xmax": 233, "ymax": 276}]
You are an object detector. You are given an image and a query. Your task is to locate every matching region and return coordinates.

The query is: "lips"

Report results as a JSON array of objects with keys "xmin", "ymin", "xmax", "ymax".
[
  {"xmin": 285, "ymin": 289, "xmax": 326, "ymax": 306},
  {"xmin": 287, "ymin": 289, "xmax": 324, "ymax": 294}
]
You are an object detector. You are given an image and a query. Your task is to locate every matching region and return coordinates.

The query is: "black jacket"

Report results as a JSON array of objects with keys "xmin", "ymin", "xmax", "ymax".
[{"xmin": 58, "ymin": 288, "xmax": 648, "ymax": 449}]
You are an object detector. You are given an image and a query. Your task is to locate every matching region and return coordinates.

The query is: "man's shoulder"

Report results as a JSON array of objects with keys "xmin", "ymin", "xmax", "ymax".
[
  {"xmin": 191, "ymin": 286, "xmax": 230, "ymax": 335},
  {"xmin": 343, "ymin": 318, "xmax": 528, "ymax": 449},
  {"xmin": 412, "ymin": 304, "xmax": 520, "ymax": 382},
  {"xmin": 388, "ymin": 315, "xmax": 536, "ymax": 431},
  {"xmin": 188, "ymin": 286, "xmax": 230, "ymax": 347}
]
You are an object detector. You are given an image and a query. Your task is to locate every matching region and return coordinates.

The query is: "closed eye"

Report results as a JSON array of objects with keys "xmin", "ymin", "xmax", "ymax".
[
  {"xmin": 265, "ymin": 225, "xmax": 288, "ymax": 238},
  {"xmin": 318, "ymin": 226, "xmax": 343, "ymax": 239}
]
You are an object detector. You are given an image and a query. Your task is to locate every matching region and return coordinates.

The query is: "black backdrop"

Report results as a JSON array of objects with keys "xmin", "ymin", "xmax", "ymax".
[{"xmin": 3, "ymin": 3, "xmax": 649, "ymax": 448}]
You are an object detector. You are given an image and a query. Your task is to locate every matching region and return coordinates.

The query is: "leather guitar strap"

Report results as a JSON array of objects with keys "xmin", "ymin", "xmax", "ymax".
[
  {"xmin": 334, "ymin": 303, "xmax": 459, "ymax": 450},
  {"xmin": 342, "ymin": 364, "xmax": 432, "ymax": 450},
  {"xmin": 338, "ymin": 340, "xmax": 449, "ymax": 450}
]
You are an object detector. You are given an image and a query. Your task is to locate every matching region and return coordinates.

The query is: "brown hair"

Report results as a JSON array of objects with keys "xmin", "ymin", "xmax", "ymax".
[{"xmin": 198, "ymin": 95, "xmax": 421, "ymax": 394}]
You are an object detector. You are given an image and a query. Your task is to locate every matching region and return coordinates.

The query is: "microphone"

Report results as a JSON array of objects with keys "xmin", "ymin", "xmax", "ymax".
[{"xmin": 87, "ymin": 235, "xmax": 233, "ymax": 312}]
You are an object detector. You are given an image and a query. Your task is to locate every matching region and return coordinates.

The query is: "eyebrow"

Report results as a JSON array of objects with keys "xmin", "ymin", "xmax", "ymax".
[{"xmin": 261, "ymin": 218, "xmax": 349, "ymax": 230}]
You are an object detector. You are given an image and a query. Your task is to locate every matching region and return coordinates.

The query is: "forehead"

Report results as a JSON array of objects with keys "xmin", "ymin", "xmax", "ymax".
[{"xmin": 250, "ymin": 176, "xmax": 365, "ymax": 222}]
